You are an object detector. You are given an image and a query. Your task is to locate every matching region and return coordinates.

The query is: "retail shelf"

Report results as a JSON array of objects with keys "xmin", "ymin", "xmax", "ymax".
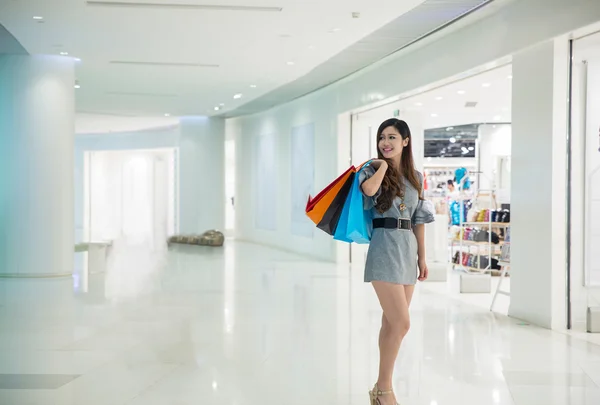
[
  {"xmin": 460, "ymin": 222, "xmax": 511, "ymax": 227},
  {"xmin": 454, "ymin": 265, "xmax": 495, "ymax": 273},
  {"xmin": 452, "ymin": 240, "xmax": 505, "ymax": 247},
  {"xmin": 455, "ymin": 264, "xmax": 507, "ymax": 273}
]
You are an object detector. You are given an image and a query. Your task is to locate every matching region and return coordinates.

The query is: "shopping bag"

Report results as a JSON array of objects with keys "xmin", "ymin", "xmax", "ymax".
[
  {"xmin": 333, "ymin": 188, "xmax": 353, "ymax": 243},
  {"xmin": 306, "ymin": 166, "xmax": 355, "ymax": 225},
  {"xmin": 345, "ymin": 163, "xmax": 373, "ymax": 244},
  {"xmin": 316, "ymin": 171, "xmax": 355, "ymax": 235}
]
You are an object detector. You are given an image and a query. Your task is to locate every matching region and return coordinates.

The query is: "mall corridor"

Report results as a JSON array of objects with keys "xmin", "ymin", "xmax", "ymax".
[
  {"xmin": 3, "ymin": 0, "xmax": 600, "ymax": 404},
  {"xmin": 1, "ymin": 241, "xmax": 599, "ymax": 405}
]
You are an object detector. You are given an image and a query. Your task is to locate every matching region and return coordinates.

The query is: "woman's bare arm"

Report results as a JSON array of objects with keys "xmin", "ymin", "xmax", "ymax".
[{"xmin": 361, "ymin": 160, "xmax": 388, "ymax": 197}]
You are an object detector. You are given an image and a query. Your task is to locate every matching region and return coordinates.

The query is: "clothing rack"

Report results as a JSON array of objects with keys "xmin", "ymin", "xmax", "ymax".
[{"xmin": 452, "ymin": 174, "xmax": 510, "ymax": 275}]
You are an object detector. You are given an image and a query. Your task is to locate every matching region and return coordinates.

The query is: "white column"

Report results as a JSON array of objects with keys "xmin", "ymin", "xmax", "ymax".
[
  {"xmin": 509, "ymin": 39, "xmax": 569, "ymax": 330},
  {"xmin": 0, "ymin": 55, "xmax": 75, "ymax": 277},
  {"xmin": 178, "ymin": 117, "xmax": 225, "ymax": 234}
]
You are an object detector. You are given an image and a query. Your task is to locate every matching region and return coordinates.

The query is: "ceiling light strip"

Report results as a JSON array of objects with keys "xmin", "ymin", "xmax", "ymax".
[
  {"xmin": 87, "ymin": 1, "xmax": 282, "ymax": 12},
  {"xmin": 106, "ymin": 91, "xmax": 179, "ymax": 97},
  {"xmin": 109, "ymin": 61, "xmax": 219, "ymax": 68}
]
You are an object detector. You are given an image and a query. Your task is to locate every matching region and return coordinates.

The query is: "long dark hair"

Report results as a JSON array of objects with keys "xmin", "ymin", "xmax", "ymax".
[{"xmin": 375, "ymin": 118, "xmax": 422, "ymax": 213}]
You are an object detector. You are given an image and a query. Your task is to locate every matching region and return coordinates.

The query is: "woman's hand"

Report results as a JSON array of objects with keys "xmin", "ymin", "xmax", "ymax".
[
  {"xmin": 418, "ymin": 259, "xmax": 429, "ymax": 282},
  {"xmin": 370, "ymin": 159, "xmax": 388, "ymax": 170}
]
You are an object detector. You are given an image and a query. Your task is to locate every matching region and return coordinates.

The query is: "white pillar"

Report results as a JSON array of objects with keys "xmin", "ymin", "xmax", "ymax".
[
  {"xmin": 0, "ymin": 55, "xmax": 75, "ymax": 277},
  {"xmin": 178, "ymin": 117, "xmax": 225, "ymax": 234},
  {"xmin": 509, "ymin": 39, "xmax": 569, "ymax": 330}
]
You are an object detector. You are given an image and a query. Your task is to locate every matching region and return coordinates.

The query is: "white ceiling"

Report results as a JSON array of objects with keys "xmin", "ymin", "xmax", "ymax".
[
  {"xmin": 0, "ymin": 0, "xmax": 427, "ymax": 120},
  {"xmin": 574, "ymin": 30, "xmax": 600, "ymax": 62},
  {"xmin": 75, "ymin": 113, "xmax": 179, "ymax": 134},
  {"xmin": 358, "ymin": 63, "xmax": 512, "ymax": 129}
]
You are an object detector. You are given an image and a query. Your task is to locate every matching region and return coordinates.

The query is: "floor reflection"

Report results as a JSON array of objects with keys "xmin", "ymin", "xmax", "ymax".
[{"xmin": 0, "ymin": 240, "xmax": 599, "ymax": 405}]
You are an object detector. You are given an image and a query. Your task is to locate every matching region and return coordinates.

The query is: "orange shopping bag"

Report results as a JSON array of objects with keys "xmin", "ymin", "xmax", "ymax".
[
  {"xmin": 305, "ymin": 165, "xmax": 355, "ymax": 225},
  {"xmin": 305, "ymin": 161, "xmax": 371, "ymax": 226}
]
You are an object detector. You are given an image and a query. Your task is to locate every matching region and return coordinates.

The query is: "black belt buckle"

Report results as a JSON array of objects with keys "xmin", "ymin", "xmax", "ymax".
[{"xmin": 398, "ymin": 218, "xmax": 411, "ymax": 230}]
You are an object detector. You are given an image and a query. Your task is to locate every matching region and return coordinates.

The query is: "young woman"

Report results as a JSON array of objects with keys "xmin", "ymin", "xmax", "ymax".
[{"xmin": 359, "ymin": 118, "xmax": 434, "ymax": 405}]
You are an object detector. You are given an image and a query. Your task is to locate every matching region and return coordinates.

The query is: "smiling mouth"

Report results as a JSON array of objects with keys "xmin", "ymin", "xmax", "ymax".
[{"xmin": 383, "ymin": 148, "xmax": 393, "ymax": 153}]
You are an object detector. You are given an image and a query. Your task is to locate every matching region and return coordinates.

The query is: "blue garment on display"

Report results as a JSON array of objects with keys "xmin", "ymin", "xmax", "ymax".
[
  {"xmin": 450, "ymin": 200, "xmax": 461, "ymax": 225},
  {"xmin": 455, "ymin": 167, "xmax": 470, "ymax": 189}
]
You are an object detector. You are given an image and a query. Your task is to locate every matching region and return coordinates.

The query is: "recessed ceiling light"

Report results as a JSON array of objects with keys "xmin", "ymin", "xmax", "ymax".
[
  {"xmin": 449, "ymin": 137, "xmax": 456, "ymax": 143},
  {"xmin": 436, "ymin": 96, "xmax": 443, "ymax": 101},
  {"xmin": 60, "ymin": 52, "xmax": 69, "ymax": 56},
  {"xmin": 74, "ymin": 84, "xmax": 81, "ymax": 89},
  {"xmin": 219, "ymin": 103, "xmax": 225, "ymax": 106},
  {"xmin": 431, "ymin": 113, "xmax": 438, "ymax": 117},
  {"xmin": 164, "ymin": 113, "xmax": 170, "ymax": 117},
  {"xmin": 214, "ymin": 106, "xmax": 220, "ymax": 111},
  {"xmin": 250, "ymin": 84, "xmax": 257, "ymax": 88},
  {"xmin": 457, "ymin": 90, "xmax": 466, "ymax": 95},
  {"xmin": 233, "ymin": 93, "xmax": 243, "ymax": 99},
  {"xmin": 482, "ymin": 83, "xmax": 491, "ymax": 87},
  {"xmin": 415, "ymin": 102, "xmax": 423, "ymax": 107},
  {"xmin": 286, "ymin": 61, "xmax": 295, "ymax": 66},
  {"xmin": 33, "ymin": 16, "xmax": 44, "ymax": 20}
]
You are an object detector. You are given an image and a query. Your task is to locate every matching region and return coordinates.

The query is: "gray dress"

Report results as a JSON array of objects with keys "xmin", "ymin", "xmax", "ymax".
[{"xmin": 359, "ymin": 166, "xmax": 435, "ymax": 285}]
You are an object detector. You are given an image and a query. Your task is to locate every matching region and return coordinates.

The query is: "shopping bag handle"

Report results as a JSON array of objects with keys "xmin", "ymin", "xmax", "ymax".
[{"xmin": 357, "ymin": 159, "xmax": 373, "ymax": 172}]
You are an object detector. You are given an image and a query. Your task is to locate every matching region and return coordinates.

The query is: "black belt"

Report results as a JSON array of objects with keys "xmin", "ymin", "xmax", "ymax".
[{"xmin": 373, "ymin": 218, "xmax": 412, "ymax": 230}]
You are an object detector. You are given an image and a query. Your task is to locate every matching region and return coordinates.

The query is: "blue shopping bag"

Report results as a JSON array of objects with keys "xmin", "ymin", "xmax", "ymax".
[
  {"xmin": 334, "ymin": 162, "xmax": 373, "ymax": 244},
  {"xmin": 333, "ymin": 185, "xmax": 353, "ymax": 243}
]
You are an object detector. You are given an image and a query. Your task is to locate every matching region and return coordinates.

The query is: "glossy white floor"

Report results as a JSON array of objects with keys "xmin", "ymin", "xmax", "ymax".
[{"xmin": 1, "ymin": 240, "xmax": 600, "ymax": 405}]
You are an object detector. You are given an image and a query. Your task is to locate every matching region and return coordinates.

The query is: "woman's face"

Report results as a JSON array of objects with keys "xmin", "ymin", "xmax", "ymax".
[{"xmin": 378, "ymin": 126, "xmax": 409, "ymax": 160}]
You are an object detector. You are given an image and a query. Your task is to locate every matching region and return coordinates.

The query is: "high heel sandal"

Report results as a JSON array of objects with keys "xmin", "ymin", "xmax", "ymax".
[{"xmin": 369, "ymin": 383, "xmax": 399, "ymax": 405}]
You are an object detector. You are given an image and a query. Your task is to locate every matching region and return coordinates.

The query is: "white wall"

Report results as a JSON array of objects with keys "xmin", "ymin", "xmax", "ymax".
[
  {"xmin": 583, "ymin": 61, "xmax": 600, "ymax": 287},
  {"xmin": 509, "ymin": 39, "xmax": 569, "ymax": 330},
  {"xmin": 178, "ymin": 117, "xmax": 225, "ymax": 234},
  {"xmin": 231, "ymin": 97, "xmax": 338, "ymax": 260},
  {"xmin": 478, "ymin": 124, "xmax": 512, "ymax": 193},
  {"xmin": 229, "ymin": 0, "xmax": 600, "ymax": 263},
  {"xmin": 571, "ymin": 45, "xmax": 600, "ymax": 330}
]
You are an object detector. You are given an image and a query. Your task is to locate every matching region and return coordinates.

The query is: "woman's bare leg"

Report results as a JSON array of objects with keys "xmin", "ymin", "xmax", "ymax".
[
  {"xmin": 403, "ymin": 285, "xmax": 416, "ymax": 307},
  {"xmin": 379, "ymin": 286, "xmax": 412, "ymax": 350},
  {"xmin": 372, "ymin": 281, "xmax": 411, "ymax": 405}
]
